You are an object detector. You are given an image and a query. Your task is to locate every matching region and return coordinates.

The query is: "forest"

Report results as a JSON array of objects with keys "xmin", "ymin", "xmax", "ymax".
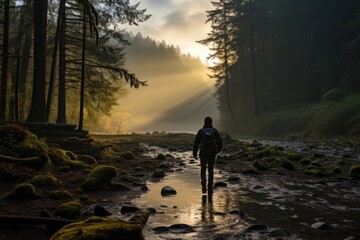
[
  {"xmin": 0, "ymin": 0, "xmax": 149, "ymax": 130},
  {"xmin": 200, "ymin": 0, "xmax": 360, "ymax": 139}
]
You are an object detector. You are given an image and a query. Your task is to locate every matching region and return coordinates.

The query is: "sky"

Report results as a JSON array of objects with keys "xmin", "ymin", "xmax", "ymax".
[{"xmin": 126, "ymin": 0, "xmax": 213, "ymax": 64}]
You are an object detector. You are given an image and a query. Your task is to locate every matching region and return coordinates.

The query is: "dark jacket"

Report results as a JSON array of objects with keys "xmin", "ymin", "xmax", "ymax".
[{"xmin": 193, "ymin": 124, "xmax": 223, "ymax": 157}]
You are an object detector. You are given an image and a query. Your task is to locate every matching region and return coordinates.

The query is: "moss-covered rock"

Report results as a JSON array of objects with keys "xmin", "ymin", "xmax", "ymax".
[
  {"xmin": 271, "ymin": 157, "xmax": 295, "ymax": 170},
  {"xmin": 0, "ymin": 154, "xmax": 53, "ymax": 171},
  {"xmin": 120, "ymin": 151, "xmax": 135, "ymax": 160},
  {"xmin": 309, "ymin": 161, "xmax": 322, "ymax": 168},
  {"xmin": 253, "ymin": 160, "xmax": 268, "ymax": 171},
  {"xmin": 299, "ymin": 157, "xmax": 312, "ymax": 165},
  {"xmin": 287, "ymin": 152, "xmax": 303, "ymax": 162},
  {"xmin": 64, "ymin": 160, "xmax": 92, "ymax": 170},
  {"xmin": 81, "ymin": 165, "xmax": 118, "ymax": 192},
  {"xmin": 242, "ymin": 166, "xmax": 260, "ymax": 174},
  {"xmin": 110, "ymin": 182, "xmax": 131, "ymax": 191},
  {"xmin": 29, "ymin": 174, "xmax": 58, "ymax": 187},
  {"xmin": 304, "ymin": 164, "xmax": 328, "ymax": 177},
  {"xmin": 349, "ymin": 164, "xmax": 360, "ymax": 179},
  {"xmin": 55, "ymin": 201, "xmax": 82, "ymax": 219},
  {"xmin": 77, "ymin": 155, "xmax": 97, "ymax": 165},
  {"xmin": 332, "ymin": 166, "xmax": 341, "ymax": 174},
  {"xmin": 3, "ymin": 183, "xmax": 38, "ymax": 200},
  {"xmin": 50, "ymin": 216, "xmax": 144, "ymax": 240},
  {"xmin": 49, "ymin": 190, "xmax": 73, "ymax": 200}
]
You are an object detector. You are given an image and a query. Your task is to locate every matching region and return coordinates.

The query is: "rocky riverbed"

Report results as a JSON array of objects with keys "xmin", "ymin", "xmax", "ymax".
[{"xmin": 0, "ymin": 125, "xmax": 360, "ymax": 239}]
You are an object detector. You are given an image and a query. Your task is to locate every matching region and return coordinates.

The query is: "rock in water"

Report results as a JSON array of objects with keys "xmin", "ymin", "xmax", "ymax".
[
  {"xmin": 94, "ymin": 205, "xmax": 112, "ymax": 217},
  {"xmin": 161, "ymin": 186, "xmax": 177, "ymax": 196},
  {"xmin": 311, "ymin": 221, "xmax": 328, "ymax": 230}
]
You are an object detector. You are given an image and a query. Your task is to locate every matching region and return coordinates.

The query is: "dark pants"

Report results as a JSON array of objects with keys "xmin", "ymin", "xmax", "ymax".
[{"xmin": 200, "ymin": 147, "xmax": 217, "ymax": 193}]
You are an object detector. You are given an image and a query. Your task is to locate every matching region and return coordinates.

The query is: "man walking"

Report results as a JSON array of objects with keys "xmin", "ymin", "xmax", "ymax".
[{"xmin": 193, "ymin": 116, "xmax": 222, "ymax": 195}]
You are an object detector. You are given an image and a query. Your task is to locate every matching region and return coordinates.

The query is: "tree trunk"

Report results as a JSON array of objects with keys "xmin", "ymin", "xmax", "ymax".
[
  {"xmin": 27, "ymin": 0, "xmax": 48, "ymax": 122},
  {"xmin": 19, "ymin": 29, "xmax": 33, "ymax": 120},
  {"xmin": 57, "ymin": 0, "xmax": 67, "ymax": 124},
  {"xmin": 0, "ymin": 0, "xmax": 10, "ymax": 120},
  {"xmin": 222, "ymin": 1, "xmax": 237, "ymax": 124},
  {"xmin": 46, "ymin": 1, "xmax": 63, "ymax": 121},
  {"xmin": 249, "ymin": 0, "xmax": 259, "ymax": 117},
  {"xmin": 78, "ymin": 1, "xmax": 87, "ymax": 131}
]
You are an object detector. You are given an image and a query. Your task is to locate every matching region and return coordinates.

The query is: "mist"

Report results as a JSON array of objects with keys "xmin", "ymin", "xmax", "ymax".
[{"xmin": 103, "ymin": 34, "xmax": 219, "ymax": 133}]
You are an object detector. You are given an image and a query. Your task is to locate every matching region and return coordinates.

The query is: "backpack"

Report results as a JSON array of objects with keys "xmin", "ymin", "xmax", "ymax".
[{"xmin": 201, "ymin": 128, "xmax": 217, "ymax": 149}]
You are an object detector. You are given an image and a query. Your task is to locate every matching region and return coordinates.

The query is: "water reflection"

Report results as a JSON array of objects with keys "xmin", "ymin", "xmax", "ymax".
[{"xmin": 201, "ymin": 194, "xmax": 214, "ymax": 224}]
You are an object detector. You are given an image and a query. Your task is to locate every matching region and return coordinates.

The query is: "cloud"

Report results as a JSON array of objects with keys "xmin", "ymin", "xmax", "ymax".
[{"xmin": 127, "ymin": 0, "xmax": 213, "ymax": 62}]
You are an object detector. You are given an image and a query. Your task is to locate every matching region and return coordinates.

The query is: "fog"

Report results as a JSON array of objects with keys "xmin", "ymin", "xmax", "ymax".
[{"xmin": 112, "ymin": 67, "xmax": 219, "ymax": 133}]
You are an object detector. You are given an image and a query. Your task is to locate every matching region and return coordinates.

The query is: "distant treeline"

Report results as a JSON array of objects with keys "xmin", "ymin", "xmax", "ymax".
[{"xmin": 200, "ymin": 0, "xmax": 360, "ymax": 133}]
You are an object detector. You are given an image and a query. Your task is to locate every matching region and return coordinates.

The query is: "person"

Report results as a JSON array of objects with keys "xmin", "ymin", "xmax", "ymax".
[{"xmin": 193, "ymin": 116, "xmax": 222, "ymax": 195}]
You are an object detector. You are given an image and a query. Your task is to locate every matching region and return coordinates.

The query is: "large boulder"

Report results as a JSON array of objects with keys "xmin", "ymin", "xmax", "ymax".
[{"xmin": 81, "ymin": 165, "xmax": 118, "ymax": 192}]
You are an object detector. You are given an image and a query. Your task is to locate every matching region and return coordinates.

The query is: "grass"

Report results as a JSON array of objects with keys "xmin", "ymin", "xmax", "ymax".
[{"xmin": 233, "ymin": 94, "xmax": 360, "ymax": 141}]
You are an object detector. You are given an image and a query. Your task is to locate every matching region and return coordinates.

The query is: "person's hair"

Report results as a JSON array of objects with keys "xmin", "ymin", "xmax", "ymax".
[{"xmin": 204, "ymin": 116, "xmax": 212, "ymax": 125}]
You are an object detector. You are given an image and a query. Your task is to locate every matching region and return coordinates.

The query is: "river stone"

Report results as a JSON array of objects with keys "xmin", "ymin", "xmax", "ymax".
[
  {"xmin": 152, "ymin": 226, "xmax": 169, "ymax": 233},
  {"xmin": 229, "ymin": 209, "xmax": 245, "ymax": 218},
  {"xmin": 94, "ymin": 205, "xmax": 112, "ymax": 217},
  {"xmin": 244, "ymin": 224, "xmax": 268, "ymax": 233},
  {"xmin": 141, "ymin": 185, "xmax": 149, "ymax": 192},
  {"xmin": 152, "ymin": 171, "xmax": 166, "ymax": 178},
  {"xmin": 120, "ymin": 205, "xmax": 140, "ymax": 214},
  {"xmin": 268, "ymin": 228, "xmax": 291, "ymax": 238},
  {"xmin": 228, "ymin": 175, "xmax": 240, "ymax": 182},
  {"xmin": 213, "ymin": 182, "xmax": 228, "ymax": 188},
  {"xmin": 161, "ymin": 186, "xmax": 177, "ymax": 196},
  {"xmin": 311, "ymin": 221, "xmax": 328, "ymax": 230},
  {"xmin": 169, "ymin": 224, "xmax": 194, "ymax": 233}
]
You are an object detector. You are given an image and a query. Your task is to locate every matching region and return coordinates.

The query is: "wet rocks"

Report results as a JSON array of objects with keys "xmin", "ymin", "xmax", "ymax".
[
  {"xmin": 121, "ymin": 205, "xmax": 140, "ymax": 214},
  {"xmin": 311, "ymin": 221, "xmax": 329, "ymax": 230},
  {"xmin": 213, "ymin": 182, "xmax": 227, "ymax": 188},
  {"xmin": 152, "ymin": 224, "xmax": 194, "ymax": 234},
  {"xmin": 161, "ymin": 186, "xmax": 177, "ymax": 196},
  {"xmin": 94, "ymin": 205, "xmax": 112, "ymax": 217},
  {"xmin": 244, "ymin": 224, "xmax": 268, "ymax": 233},
  {"xmin": 152, "ymin": 170, "xmax": 166, "ymax": 178}
]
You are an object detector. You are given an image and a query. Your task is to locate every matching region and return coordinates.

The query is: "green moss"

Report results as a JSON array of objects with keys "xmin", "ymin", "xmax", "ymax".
[
  {"xmin": 55, "ymin": 201, "xmax": 82, "ymax": 219},
  {"xmin": 287, "ymin": 152, "xmax": 303, "ymax": 161},
  {"xmin": 242, "ymin": 166, "xmax": 260, "ymax": 174},
  {"xmin": 81, "ymin": 165, "xmax": 118, "ymax": 192},
  {"xmin": 0, "ymin": 154, "xmax": 53, "ymax": 171},
  {"xmin": 3, "ymin": 183, "xmax": 38, "ymax": 200},
  {"xmin": 304, "ymin": 165, "xmax": 323, "ymax": 176},
  {"xmin": 253, "ymin": 160, "xmax": 268, "ymax": 171},
  {"xmin": 64, "ymin": 160, "xmax": 92, "ymax": 170},
  {"xmin": 77, "ymin": 155, "xmax": 97, "ymax": 165},
  {"xmin": 48, "ymin": 149, "xmax": 67, "ymax": 165},
  {"xmin": 310, "ymin": 161, "xmax": 322, "ymax": 168},
  {"xmin": 299, "ymin": 157, "xmax": 312, "ymax": 165},
  {"xmin": 332, "ymin": 166, "xmax": 341, "ymax": 174},
  {"xmin": 271, "ymin": 157, "xmax": 295, "ymax": 170},
  {"xmin": 65, "ymin": 151, "xmax": 78, "ymax": 160},
  {"xmin": 110, "ymin": 182, "xmax": 131, "ymax": 191},
  {"xmin": 49, "ymin": 190, "xmax": 73, "ymax": 200},
  {"xmin": 120, "ymin": 151, "xmax": 135, "ymax": 160},
  {"xmin": 50, "ymin": 216, "xmax": 144, "ymax": 240},
  {"xmin": 29, "ymin": 174, "xmax": 58, "ymax": 187},
  {"xmin": 349, "ymin": 164, "xmax": 360, "ymax": 179}
]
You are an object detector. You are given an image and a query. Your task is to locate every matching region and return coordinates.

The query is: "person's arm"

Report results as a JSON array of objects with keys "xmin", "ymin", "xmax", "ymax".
[
  {"xmin": 193, "ymin": 129, "xmax": 202, "ymax": 158},
  {"xmin": 214, "ymin": 129, "xmax": 223, "ymax": 153}
]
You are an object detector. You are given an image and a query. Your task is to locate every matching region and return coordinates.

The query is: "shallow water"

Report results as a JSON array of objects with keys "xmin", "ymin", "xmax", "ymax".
[{"xmin": 131, "ymin": 145, "xmax": 360, "ymax": 240}]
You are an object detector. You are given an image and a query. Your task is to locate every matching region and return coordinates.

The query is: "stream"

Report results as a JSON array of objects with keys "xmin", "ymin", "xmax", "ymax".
[{"xmin": 132, "ymin": 143, "xmax": 360, "ymax": 239}]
